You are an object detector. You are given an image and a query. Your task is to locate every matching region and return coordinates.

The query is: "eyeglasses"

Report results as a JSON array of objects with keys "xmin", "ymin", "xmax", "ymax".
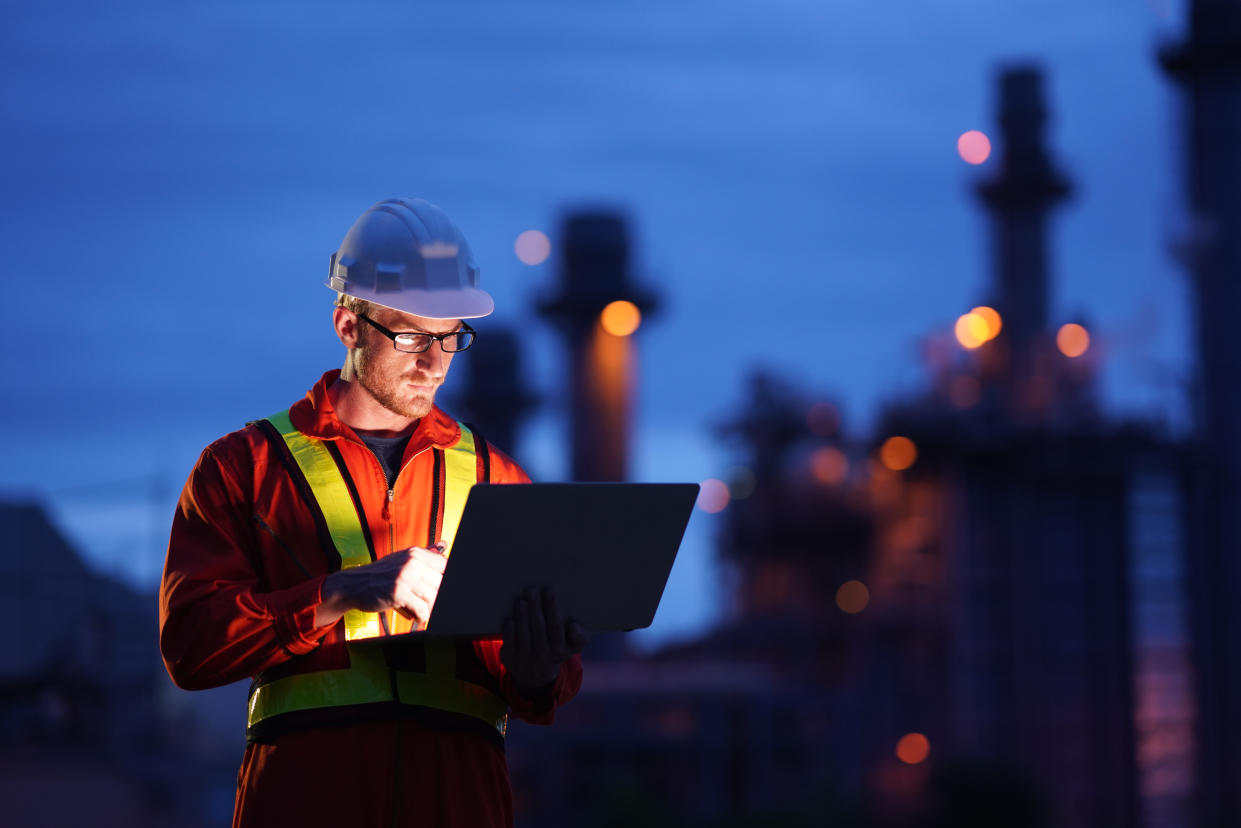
[{"xmin": 357, "ymin": 314, "xmax": 476, "ymax": 353}]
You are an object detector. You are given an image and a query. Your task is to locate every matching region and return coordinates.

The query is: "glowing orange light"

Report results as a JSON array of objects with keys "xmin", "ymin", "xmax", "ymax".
[
  {"xmin": 514, "ymin": 229, "xmax": 551, "ymax": 265},
  {"xmin": 835, "ymin": 580, "xmax": 870, "ymax": 614},
  {"xmin": 970, "ymin": 305, "xmax": 1002, "ymax": 340},
  {"xmin": 954, "ymin": 313, "xmax": 990, "ymax": 349},
  {"xmin": 948, "ymin": 375, "xmax": 981, "ymax": 409},
  {"xmin": 600, "ymin": 300, "xmax": 641, "ymax": 337},
  {"xmin": 880, "ymin": 436, "xmax": 917, "ymax": 471},
  {"xmin": 811, "ymin": 447, "xmax": 849, "ymax": 485},
  {"xmin": 896, "ymin": 732, "xmax": 931, "ymax": 764},
  {"xmin": 806, "ymin": 402, "xmax": 839, "ymax": 437},
  {"xmin": 697, "ymin": 478, "xmax": 730, "ymax": 514},
  {"xmin": 1057, "ymin": 323, "xmax": 1090, "ymax": 358},
  {"xmin": 957, "ymin": 130, "xmax": 992, "ymax": 165}
]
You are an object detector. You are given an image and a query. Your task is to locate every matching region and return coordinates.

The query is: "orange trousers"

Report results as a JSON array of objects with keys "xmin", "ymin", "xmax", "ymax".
[{"xmin": 234, "ymin": 718, "xmax": 513, "ymax": 828}]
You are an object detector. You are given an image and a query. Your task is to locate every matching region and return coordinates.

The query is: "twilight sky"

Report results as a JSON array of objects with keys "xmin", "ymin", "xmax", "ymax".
[{"xmin": 1, "ymin": 0, "xmax": 1194, "ymax": 645}]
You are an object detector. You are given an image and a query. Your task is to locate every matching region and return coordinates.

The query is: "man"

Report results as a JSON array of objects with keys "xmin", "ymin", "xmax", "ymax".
[{"xmin": 159, "ymin": 198, "xmax": 587, "ymax": 828}]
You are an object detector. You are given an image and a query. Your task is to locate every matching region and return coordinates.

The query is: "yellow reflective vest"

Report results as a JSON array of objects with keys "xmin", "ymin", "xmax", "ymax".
[{"xmin": 245, "ymin": 410, "xmax": 508, "ymax": 741}]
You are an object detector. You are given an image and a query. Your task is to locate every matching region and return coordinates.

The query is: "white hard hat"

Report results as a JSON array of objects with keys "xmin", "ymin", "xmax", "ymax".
[{"xmin": 327, "ymin": 198, "xmax": 495, "ymax": 320}]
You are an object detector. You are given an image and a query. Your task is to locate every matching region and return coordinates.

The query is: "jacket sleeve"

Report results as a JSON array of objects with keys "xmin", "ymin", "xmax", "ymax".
[
  {"xmin": 159, "ymin": 443, "xmax": 334, "ymax": 691},
  {"xmin": 504, "ymin": 655, "xmax": 583, "ymax": 724}
]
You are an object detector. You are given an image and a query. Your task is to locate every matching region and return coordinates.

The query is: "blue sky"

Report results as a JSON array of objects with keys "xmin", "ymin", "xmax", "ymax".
[{"xmin": 1, "ymin": 0, "xmax": 1194, "ymax": 645}]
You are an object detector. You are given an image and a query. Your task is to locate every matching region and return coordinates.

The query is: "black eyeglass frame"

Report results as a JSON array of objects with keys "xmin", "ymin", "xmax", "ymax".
[{"xmin": 356, "ymin": 314, "xmax": 476, "ymax": 354}]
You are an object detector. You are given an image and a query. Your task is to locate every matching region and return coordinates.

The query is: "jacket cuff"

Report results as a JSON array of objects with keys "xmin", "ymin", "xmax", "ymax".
[
  {"xmin": 505, "ymin": 656, "xmax": 582, "ymax": 722},
  {"xmin": 268, "ymin": 576, "xmax": 332, "ymax": 655}
]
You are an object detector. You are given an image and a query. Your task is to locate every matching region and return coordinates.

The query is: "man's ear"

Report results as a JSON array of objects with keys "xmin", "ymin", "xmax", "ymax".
[{"xmin": 333, "ymin": 307, "xmax": 359, "ymax": 348}]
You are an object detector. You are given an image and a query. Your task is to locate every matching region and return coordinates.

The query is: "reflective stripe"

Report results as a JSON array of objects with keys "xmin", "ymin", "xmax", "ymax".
[
  {"xmin": 248, "ymin": 415, "xmax": 507, "ymax": 737},
  {"xmin": 267, "ymin": 409, "xmax": 380, "ymax": 640},
  {"xmin": 247, "ymin": 641, "xmax": 507, "ymax": 736},
  {"xmin": 396, "ymin": 668, "xmax": 509, "ymax": 732},
  {"xmin": 247, "ymin": 641, "xmax": 391, "ymax": 723},
  {"xmin": 440, "ymin": 425, "xmax": 476, "ymax": 556},
  {"xmin": 428, "ymin": 426, "xmax": 477, "ymax": 700}
]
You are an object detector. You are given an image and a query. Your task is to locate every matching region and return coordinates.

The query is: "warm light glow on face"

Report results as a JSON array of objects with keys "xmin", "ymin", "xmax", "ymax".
[
  {"xmin": 954, "ymin": 313, "xmax": 990, "ymax": 349},
  {"xmin": 957, "ymin": 130, "xmax": 992, "ymax": 165},
  {"xmin": 697, "ymin": 478, "xmax": 730, "ymax": 513},
  {"xmin": 970, "ymin": 306, "xmax": 1002, "ymax": 339},
  {"xmin": 896, "ymin": 732, "xmax": 931, "ymax": 764},
  {"xmin": 948, "ymin": 375, "xmax": 981, "ymax": 409},
  {"xmin": 880, "ymin": 436, "xmax": 917, "ymax": 471},
  {"xmin": 600, "ymin": 300, "xmax": 642, "ymax": 337},
  {"xmin": 1057, "ymin": 323, "xmax": 1090, "ymax": 357},
  {"xmin": 806, "ymin": 402, "xmax": 839, "ymax": 437},
  {"xmin": 835, "ymin": 579, "xmax": 870, "ymax": 614},
  {"xmin": 812, "ymin": 447, "xmax": 849, "ymax": 485},
  {"xmin": 514, "ymin": 229, "xmax": 551, "ymax": 265}
]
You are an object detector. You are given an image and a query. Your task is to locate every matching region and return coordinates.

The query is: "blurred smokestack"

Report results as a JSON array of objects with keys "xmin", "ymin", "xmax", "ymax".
[
  {"xmin": 1160, "ymin": 3, "xmax": 1241, "ymax": 824},
  {"xmin": 538, "ymin": 210, "xmax": 657, "ymax": 482},
  {"xmin": 456, "ymin": 327, "xmax": 537, "ymax": 457},
  {"xmin": 976, "ymin": 66, "xmax": 1072, "ymax": 361}
]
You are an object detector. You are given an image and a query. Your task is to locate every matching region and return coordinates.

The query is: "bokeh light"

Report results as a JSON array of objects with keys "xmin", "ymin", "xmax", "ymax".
[
  {"xmin": 954, "ymin": 312, "xmax": 990, "ymax": 349},
  {"xmin": 896, "ymin": 732, "xmax": 931, "ymax": 764},
  {"xmin": 697, "ymin": 478, "xmax": 730, "ymax": 513},
  {"xmin": 880, "ymin": 436, "xmax": 917, "ymax": 471},
  {"xmin": 970, "ymin": 305, "xmax": 1002, "ymax": 340},
  {"xmin": 812, "ymin": 447, "xmax": 849, "ymax": 485},
  {"xmin": 514, "ymin": 229, "xmax": 551, "ymax": 265},
  {"xmin": 835, "ymin": 579, "xmax": 870, "ymax": 614},
  {"xmin": 600, "ymin": 300, "xmax": 642, "ymax": 337},
  {"xmin": 957, "ymin": 130, "xmax": 992, "ymax": 165},
  {"xmin": 1057, "ymin": 323, "xmax": 1090, "ymax": 358}
]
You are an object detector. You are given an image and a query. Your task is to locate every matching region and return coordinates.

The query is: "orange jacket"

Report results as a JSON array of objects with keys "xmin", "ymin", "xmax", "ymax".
[{"xmin": 159, "ymin": 369, "xmax": 581, "ymax": 726}]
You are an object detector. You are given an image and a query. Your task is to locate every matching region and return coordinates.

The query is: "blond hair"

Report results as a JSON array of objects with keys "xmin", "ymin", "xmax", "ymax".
[{"xmin": 334, "ymin": 293, "xmax": 379, "ymax": 317}]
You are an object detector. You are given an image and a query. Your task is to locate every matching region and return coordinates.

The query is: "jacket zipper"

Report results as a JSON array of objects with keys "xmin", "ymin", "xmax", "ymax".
[
  {"xmin": 384, "ymin": 488, "xmax": 395, "ymax": 635},
  {"xmin": 374, "ymin": 444, "xmax": 432, "ymax": 635},
  {"xmin": 386, "ymin": 488, "xmax": 395, "ymax": 555},
  {"xmin": 373, "ymin": 444, "xmax": 431, "ymax": 550}
]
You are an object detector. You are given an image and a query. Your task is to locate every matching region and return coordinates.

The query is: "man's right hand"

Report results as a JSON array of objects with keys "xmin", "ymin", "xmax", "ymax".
[{"xmin": 314, "ymin": 544, "xmax": 447, "ymax": 630}]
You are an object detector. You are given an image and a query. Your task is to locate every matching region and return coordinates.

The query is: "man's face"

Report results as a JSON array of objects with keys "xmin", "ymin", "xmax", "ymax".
[{"xmin": 351, "ymin": 306, "xmax": 460, "ymax": 420}]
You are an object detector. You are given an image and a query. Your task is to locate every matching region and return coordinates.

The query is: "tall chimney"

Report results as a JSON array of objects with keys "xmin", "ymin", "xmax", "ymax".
[
  {"xmin": 538, "ymin": 210, "xmax": 656, "ymax": 481},
  {"xmin": 1160, "ymin": 3, "xmax": 1241, "ymax": 824},
  {"xmin": 455, "ymin": 327, "xmax": 537, "ymax": 458},
  {"xmin": 976, "ymin": 66, "xmax": 1072, "ymax": 365}
]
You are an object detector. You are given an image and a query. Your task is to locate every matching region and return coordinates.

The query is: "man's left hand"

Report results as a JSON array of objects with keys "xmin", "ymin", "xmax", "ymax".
[{"xmin": 500, "ymin": 586, "xmax": 590, "ymax": 694}]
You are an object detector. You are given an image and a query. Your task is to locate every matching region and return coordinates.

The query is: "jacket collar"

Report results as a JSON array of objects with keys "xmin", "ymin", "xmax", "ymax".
[{"xmin": 288, "ymin": 369, "xmax": 462, "ymax": 450}]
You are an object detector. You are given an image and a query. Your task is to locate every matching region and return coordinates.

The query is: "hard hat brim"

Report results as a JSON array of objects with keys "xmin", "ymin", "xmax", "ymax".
[{"xmin": 327, "ymin": 281, "xmax": 495, "ymax": 320}]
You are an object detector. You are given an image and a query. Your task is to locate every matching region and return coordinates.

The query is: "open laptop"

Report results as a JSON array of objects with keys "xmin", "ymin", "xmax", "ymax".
[{"xmin": 422, "ymin": 482, "xmax": 700, "ymax": 637}]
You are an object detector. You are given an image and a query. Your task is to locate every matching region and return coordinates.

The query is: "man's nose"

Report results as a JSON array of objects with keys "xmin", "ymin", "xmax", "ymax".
[{"xmin": 416, "ymin": 341, "xmax": 447, "ymax": 377}]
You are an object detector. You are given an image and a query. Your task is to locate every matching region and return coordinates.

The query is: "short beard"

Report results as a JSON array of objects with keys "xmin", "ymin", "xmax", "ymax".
[{"xmin": 353, "ymin": 347, "xmax": 435, "ymax": 420}]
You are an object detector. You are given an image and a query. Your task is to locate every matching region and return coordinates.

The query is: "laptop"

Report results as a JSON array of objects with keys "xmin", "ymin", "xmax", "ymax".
[{"xmin": 422, "ymin": 482, "xmax": 700, "ymax": 637}]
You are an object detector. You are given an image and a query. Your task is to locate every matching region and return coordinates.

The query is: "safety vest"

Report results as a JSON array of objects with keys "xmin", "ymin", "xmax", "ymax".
[{"xmin": 245, "ymin": 409, "xmax": 508, "ymax": 741}]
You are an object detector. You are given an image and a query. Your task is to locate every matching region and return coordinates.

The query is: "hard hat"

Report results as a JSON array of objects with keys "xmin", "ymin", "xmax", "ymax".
[{"xmin": 327, "ymin": 198, "xmax": 494, "ymax": 320}]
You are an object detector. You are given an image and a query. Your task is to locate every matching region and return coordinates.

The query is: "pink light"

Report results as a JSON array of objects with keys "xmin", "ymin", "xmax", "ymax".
[
  {"xmin": 697, "ymin": 478, "xmax": 730, "ymax": 514},
  {"xmin": 957, "ymin": 130, "xmax": 992, "ymax": 165},
  {"xmin": 514, "ymin": 229, "xmax": 551, "ymax": 266}
]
